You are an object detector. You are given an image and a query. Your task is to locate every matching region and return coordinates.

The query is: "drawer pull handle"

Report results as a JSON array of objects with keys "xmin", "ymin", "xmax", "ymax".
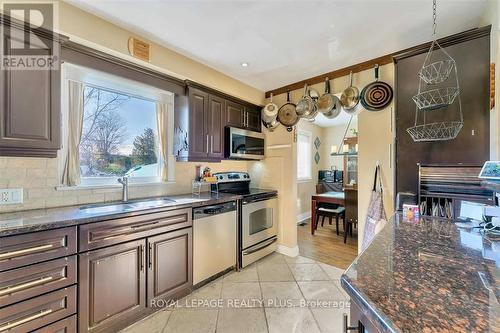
[
  {"xmin": 0, "ymin": 244, "xmax": 54, "ymax": 260},
  {"xmin": 0, "ymin": 309, "xmax": 53, "ymax": 331},
  {"xmin": 0, "ymin": 276, "xmax": 54, "ymax": 296}
]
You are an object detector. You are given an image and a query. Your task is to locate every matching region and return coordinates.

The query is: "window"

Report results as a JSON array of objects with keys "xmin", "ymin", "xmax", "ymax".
[
  {"xmin": 63, "ymin": 63, "xmax": 174, "ymax": 187},
  {"xmin": 297, "ymin": 131, "xmax": 312, "ymax": 180},
  {"xmin": 79, "ymin": 86, "xmax": 159, "ymax": 184}
]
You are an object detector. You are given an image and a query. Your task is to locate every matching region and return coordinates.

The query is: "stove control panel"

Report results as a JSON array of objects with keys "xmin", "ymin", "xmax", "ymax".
[{"xmin": 213, "ymin": 172, "xmax": 250, "ymax": 183}]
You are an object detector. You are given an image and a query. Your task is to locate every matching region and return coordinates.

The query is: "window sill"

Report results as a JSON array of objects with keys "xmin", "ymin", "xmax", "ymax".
[
  {"xmin": 297, "ymin": 178, "xmax": 313, "ymax": 184},
  {"xmin": 55, "ymin": 181, "xmax": 176, "ymax": 191}
]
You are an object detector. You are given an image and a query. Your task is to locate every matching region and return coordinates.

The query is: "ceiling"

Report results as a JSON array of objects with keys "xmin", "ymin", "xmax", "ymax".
[{"xmin": 69, "ymin": 0, "xmax": 487, "ymax": 92}]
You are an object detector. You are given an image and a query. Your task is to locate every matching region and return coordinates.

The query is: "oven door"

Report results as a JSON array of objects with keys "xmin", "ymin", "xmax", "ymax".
[
  {"xmin": 242, "ymin": 197, "xmax": 278, "ymax": 249},
  {"xmin": 226, "ymin": 127, "xmax": 265, "ymax": 160}
]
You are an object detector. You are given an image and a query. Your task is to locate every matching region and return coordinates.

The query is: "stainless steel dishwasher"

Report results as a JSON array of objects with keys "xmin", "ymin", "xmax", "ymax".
[{"xmin": 193, "ymin": 201, "xmax": 237, "ymax": 285}]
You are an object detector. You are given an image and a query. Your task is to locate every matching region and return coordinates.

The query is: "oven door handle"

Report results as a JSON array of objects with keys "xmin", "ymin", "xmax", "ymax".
[{"xmin": 242, "ymin": 238, "xmax": 277, "ymax": 255}]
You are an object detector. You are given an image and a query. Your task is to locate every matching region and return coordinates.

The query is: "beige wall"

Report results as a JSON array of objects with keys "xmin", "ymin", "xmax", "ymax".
[
  {"xmin": 296, "ymin": 120, "xmax": 323, "ymax": 219},
  {"xmin": 0, "ymin": 3, "xmax": 265, "ymax": 213}
]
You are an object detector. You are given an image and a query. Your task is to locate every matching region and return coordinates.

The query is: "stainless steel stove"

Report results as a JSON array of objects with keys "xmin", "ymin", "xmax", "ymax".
[{"xmin": 212, "ymin": 172, "xmax": 278, "ymax": 268}]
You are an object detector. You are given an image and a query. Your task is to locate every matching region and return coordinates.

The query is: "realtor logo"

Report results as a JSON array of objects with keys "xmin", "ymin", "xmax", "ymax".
[{"xmin": 1, "ymin": 1, "xmax": 59, "ymax": 70}]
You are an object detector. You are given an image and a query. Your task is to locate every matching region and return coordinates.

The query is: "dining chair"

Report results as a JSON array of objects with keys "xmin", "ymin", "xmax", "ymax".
[{"xmin": 315, "ymin": 203, "xmax": 345, "ymax": 235}]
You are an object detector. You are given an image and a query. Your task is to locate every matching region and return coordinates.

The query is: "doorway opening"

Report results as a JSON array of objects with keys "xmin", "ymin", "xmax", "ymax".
[{"xmin": 296, "ymin": 113, "xmax": 359, "ymax": 269}]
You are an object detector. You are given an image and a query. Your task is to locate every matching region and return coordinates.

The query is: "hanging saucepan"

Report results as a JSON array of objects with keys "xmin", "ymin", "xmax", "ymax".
[
  {"xmin": 277, "ymin": 91, "xmax": 299, "ymax": 132},
  {"xmin": 296, "ymin": 84, "xmax": 315, "ymax": 118},
  {"xmin": 317, "ymin": 77, "xmax": 342, "ymax": 119},
  {"xmin": 302, "ymin": 87, "xmax": 319, "ymax": 120},
  {"xmin": 262, "ymin": 93, "xmax": 279, "ymax": 123},
  {"xmin": 360, "ymin": 64, "xmax": 393, "ymax": 111},
  {"xmin": 341, "ymin": 71, "xmax": 361, "ymax": 114}
]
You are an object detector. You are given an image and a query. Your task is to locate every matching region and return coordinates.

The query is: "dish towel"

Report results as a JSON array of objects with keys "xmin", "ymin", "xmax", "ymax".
[{"xmin": 362, "ymin": 164, "xmax": 387, "ymax": 251}]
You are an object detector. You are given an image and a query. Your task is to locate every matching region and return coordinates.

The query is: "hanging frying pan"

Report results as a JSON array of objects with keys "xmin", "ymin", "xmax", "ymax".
[
  {"xmin": 278, "ymin": 91, "xmax": 299, "ymax": 132},
  {"xmin": 317, "ymin": 78, "xmax": 342, "ymax": 119},
  {"xmin": 262, "ymin": 93, "xmax": 279, "ymax": 123},
  {"xmin": 341, "ymin": 71, "xmax": 360, "ymax": 114},
  {"xmin": 296, "ymin": 84, "xmax": 315, "ymax": 118},
  {"xmin": 360, "ymin": 64, "xmax": 393, "ymax": 111}
]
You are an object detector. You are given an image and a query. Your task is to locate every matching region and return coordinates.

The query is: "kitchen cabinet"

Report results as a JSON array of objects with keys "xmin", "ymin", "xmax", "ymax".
[
  {"xmin": 225, "ymin": 101, "xmax": 261, "ymax": 132},
  {"xmin": 147, "ymin": 228, "xmax": 192, "ymax": 304},
  {"xmin": 174, "ymin": 81, "xmax": 262, "ymax": 162},
  {"xmin": 0, "ymin": 17, "xmax": 66, "ymax": 158},
  {"xmin": 245, "ymin": 107, "xmax": 261, "ymax": 132},
  {"xmin": 78, "ymin": 207, "xmax": 193, "ymax": 333},
  {"xmin": 79, "ymin": 239, "xmax": 147, "ymax": 333},
  {"xmin": 208, "ymin": 94, "xmax": 224, "ymax": 159}
]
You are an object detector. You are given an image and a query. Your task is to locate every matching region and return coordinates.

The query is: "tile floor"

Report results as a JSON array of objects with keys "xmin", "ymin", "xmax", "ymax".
[{"xmin": 121, "ymin": 253, "xmax": 350, "ymax": 333}]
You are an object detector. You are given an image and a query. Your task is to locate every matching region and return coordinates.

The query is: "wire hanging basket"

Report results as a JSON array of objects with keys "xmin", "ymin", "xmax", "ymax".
[
  {"xmin": 412, "ymin": 87, "xmax": 459, "ymax": 111},
  {"xmin": 407, "ymin": 0, "xmax": 463, "ymax": 142},
  {"xmin": 418, "ymin": 40, "xmax": 456, "ymax": 84},
  {"xmin": 407, "ymin": 121, "xmax": 463, "ymax": 142}
]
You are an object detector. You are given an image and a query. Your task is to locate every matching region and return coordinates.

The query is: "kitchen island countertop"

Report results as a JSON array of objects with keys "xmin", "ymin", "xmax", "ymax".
[{"xmin": 341, "ymin": 213, "xmax": 500, "ymax": 333}]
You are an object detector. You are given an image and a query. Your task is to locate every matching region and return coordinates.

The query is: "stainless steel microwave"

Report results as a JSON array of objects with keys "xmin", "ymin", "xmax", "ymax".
[{"xmin": 225, "ymin": 127, "xmax": 265, "ymax": 160}]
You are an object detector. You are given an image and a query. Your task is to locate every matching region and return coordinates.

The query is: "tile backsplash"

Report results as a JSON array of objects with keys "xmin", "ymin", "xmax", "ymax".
[{"xmin": 0, "ymin": 156, "xmax": 252, "ymax": 213}]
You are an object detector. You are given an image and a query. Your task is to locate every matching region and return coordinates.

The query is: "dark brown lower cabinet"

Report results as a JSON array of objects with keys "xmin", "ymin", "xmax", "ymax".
[
  {"xmin": 147, "ymin": 228, "xmax": 192, "ymax": 306},
  {"xmin": 32, "ymin": 315, "xmax": 77, "ymax": 333},
  {"xmin": 0, "ymin": 286, "xmax": 76, "ymax": 333},
  {"xmin": 78, "ymin": 239, "xmax": 146, "ymax": 333}
]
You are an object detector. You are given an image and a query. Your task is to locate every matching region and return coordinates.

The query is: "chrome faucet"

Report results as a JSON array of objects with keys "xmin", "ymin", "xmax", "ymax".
[{"xmin": 117, "ymin": 176, "xmax": 129, "ymax": 202}]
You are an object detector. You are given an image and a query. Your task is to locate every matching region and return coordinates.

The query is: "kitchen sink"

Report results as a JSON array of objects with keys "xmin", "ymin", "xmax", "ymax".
[
  {"xmin": 79, "ymin": 203, "xmax": 133, "ymax": 214},
  {"xmin": 78, "ymin": 197, "xmax": 203, "ymax": 214}
]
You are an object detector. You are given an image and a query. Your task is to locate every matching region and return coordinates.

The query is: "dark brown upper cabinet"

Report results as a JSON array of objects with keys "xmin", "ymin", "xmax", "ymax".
[
  {"xmin": 225, "ymin": 100, "xmax": 245, "ymax": 128},
  {"xmin": 244, "ymin": 106, "xmax": 262, "ymax": 132},
  {"xmin": 174, "ymin": 81, "xmax": 261, "ymax": 162},
  {"xmin": 207, "ymin": 94, "xmax": 224, "ymax": 159},
  {"xmin": 0, "ymin": 16, "xmax": 67, "ymax": 158},
  {"xmin": 225, "ymin": 101, "xmax": 261, "ymax": 132}
]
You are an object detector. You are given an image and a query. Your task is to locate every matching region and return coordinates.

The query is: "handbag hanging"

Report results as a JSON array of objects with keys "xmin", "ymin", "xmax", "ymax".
[{"xmin": 361, "ymin": 164, "xmax": 387, "ymax": 251}]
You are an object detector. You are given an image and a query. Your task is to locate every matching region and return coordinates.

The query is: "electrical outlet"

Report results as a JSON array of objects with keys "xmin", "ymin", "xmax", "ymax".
[{"xmin": 0, "ymin": 188, "xmax": 23, "ymax": 205}]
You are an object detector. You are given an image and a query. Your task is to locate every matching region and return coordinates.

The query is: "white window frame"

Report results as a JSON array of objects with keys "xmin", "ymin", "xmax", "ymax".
[
  {"xmin": 60, "ymin": 63, "xmax": 175, "ymax": 188},
  {"xmin": 297, "ymin": 130, "xmax": 312, "ymax": 182}
]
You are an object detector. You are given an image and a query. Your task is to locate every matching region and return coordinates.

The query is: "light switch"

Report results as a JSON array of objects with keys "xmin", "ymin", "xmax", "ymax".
[{"xmin": 0, "ymin": 188, "xmax": 23, "ymax": 204}]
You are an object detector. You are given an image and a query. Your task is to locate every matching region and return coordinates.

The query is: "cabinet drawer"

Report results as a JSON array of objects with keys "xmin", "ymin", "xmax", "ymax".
[
  {"xmin": 0, "ymin": 285, "xmax": 77, "ymax": 333},
  {"xmin": 0, "ymin": 228, "xmax": 77, "ymax": 272},
  {"xmin": 0, "ymin": 256, "xmax": 77, "ymax": 307},
  {"xmin": 79, "ymin": 208, "xmax": 192, "ymax": 251},
  {"xmin": 31, "ymin": 315, "xmax": 76, "ymax": 333}
]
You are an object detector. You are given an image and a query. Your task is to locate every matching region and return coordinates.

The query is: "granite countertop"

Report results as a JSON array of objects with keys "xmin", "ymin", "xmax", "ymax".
[
  {"xmin": 0, "ymin": 192, "xmax": 246, "ymax": 237},
  {"xmin": 341, "ymin": 213, "xmax": 500, "ymax": 333}
]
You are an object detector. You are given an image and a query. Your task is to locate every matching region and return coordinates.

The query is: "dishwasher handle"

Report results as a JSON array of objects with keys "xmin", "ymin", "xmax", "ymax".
[{"xmin": 193, "ymin": 201, "xmax": 236, "ymax": 219}]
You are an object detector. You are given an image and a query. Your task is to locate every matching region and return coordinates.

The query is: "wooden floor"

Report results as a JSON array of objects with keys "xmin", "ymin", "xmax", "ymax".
[{"xmin": 297, "ymin": 218, "xmax": 358, "ymax": 270}]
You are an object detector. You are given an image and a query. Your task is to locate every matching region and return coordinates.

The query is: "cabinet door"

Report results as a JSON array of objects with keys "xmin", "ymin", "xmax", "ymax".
[
  {"xmin": 225, "ymin": 100, "xmax": 245, "ymax": 128},
  {"xmin": 147, "ymin": 228, "xmax": 192, "ymax": 305},
  {"xmin": 245, "ymin": 107, "xmax": 262, "ymax": 132},
  {"xmin": 188, "ymin": 88, "xmax": 208, "ymax": 158},
  {"xmin": 79, "ymin": 240, "xmax": 146, "ymax": 333},
  {"xmin": 0, "ymin": 31, "xmax": 61, "ymax": 157},
  {"xmin": 207, "ymin": 95, "xmax": 224, "ymax": 159}
]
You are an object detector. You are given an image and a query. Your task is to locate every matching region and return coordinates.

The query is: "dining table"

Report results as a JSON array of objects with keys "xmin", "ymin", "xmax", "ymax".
[{"xmin": 311, "ymin": 191, "xmax": 345, "ymax": 235}]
